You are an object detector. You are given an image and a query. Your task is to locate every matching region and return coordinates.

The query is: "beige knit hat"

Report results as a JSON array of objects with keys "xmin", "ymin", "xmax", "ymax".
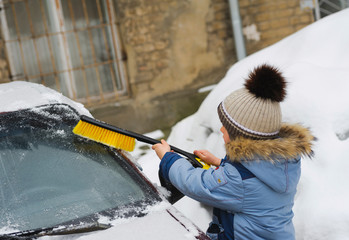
[{"xmin": 217, "ymin": 64, "xmax": 287, "ymax": 140}]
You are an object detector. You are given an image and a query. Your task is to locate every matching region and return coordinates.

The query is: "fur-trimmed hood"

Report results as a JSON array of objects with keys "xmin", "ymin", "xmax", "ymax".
[
  {"xmin": 225, "ymin": 123, "xmax": 315, "ymax": 162},
  {"xmin": 225, "ymin": 123, "xmax": 314, "ymax": 193}
]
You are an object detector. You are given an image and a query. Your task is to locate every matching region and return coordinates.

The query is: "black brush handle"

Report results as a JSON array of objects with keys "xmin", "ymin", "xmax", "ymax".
[{"xmin": 80, "ymin": 115, "xmax": 203, "ymax": 168}]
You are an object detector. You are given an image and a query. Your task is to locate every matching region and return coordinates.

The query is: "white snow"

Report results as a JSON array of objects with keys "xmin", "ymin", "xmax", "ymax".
[
  {"xmin": 138, "ymin": 9, "xmax": 349, "ymax": 240},
  {"xmin": 243, "ymin": 24, "xmax": 261, "ymax": 41},
  {"xmin": 0, "ymin": 81, "xmax": 91, "ymax": 117},
  {"xmin": 198, "ymin": 84, "xmax": 217, "ymax": 93},
  {"xmin": 37, "ymin": 202, "xmax": 200, "ymax": 240}
]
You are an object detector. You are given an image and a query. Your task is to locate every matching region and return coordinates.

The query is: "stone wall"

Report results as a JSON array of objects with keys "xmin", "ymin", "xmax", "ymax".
[
  {"xmin": 113, "ymin": 0, "xmax": 235, "ymax": 100},
  {"xmin": 94, "ymin": 0, "xmax": 236, "ymax": 132},
  {"xmin": 0, "ymin": 24, "xmax": 9, "ymax": 84}
]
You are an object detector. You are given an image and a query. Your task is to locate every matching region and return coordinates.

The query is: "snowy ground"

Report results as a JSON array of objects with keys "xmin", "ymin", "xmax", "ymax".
[{"xmin": 138, "ymin": 9, "xmax": 349, "ymax": 240}]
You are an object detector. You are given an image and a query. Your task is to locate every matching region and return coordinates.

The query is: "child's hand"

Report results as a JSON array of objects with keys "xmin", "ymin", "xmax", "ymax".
[
  {"xmin": 194, "ymin": 150, "xmax": 221, "ymax": 167},
  {"xmin": 152, "ymin": 139, "xmax": 171, "ymax": 160}
]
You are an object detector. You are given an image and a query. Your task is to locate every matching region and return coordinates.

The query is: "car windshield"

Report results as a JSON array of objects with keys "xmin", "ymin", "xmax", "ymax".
[{"xmin": 0, "ymin": 104, "xmax": 160, "ymax": 233}]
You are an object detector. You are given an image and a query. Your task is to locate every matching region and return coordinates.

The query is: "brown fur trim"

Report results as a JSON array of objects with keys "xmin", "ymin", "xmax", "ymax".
[{"xmin": 225, "ymin": 123, "xmax": 315, "ymax": 162}]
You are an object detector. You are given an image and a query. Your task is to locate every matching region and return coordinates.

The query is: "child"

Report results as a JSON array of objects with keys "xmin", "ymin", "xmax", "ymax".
[{"xmin": 152, "ymin": 64, "xmax": 314, "ymax": 240}]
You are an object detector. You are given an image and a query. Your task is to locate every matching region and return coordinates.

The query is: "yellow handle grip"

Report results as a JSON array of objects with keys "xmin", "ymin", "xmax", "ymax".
[{"xmin": 196, "ymin": 158, "xmax": 211, "ymax": 170}]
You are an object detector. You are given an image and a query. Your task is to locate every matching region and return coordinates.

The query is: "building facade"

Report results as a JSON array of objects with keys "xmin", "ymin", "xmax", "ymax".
[{"xmin": 0, "ymin": 0, "xmax": 315, "ymax": 133}]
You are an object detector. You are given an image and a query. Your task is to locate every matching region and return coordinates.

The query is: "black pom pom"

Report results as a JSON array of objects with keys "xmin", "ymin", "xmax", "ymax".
[{"xmin": 244, "ymin": 64, "xmax": 287, "ymax": 102}]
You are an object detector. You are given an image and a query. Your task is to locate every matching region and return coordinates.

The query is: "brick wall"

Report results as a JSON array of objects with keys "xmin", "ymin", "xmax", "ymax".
[
  {"xmin": 206, "ymin": 0, "xmax": 235, "ymax": 63},
  {"xmin": 240, "ymin": 0, "xmax": 314, "ymax": 54},
  {"xmin": 0, "ymin": 24, "xmax": 9, "ymax": 84}
]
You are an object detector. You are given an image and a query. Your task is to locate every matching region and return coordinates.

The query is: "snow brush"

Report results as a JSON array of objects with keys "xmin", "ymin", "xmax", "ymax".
[{"xmin": 73, "ymin": 115, "xmax": 210, "ymax": 170}]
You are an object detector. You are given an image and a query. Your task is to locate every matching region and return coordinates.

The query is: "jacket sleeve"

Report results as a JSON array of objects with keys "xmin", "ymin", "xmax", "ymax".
[{"xmin": 160, "ymin": 152, "xmax": 244, "ymax": 212}]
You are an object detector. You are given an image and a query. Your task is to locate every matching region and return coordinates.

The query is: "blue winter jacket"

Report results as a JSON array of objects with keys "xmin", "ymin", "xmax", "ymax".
[{"xmin": 159, "ymin": 124, "xmax": 314, "ymax": 240}]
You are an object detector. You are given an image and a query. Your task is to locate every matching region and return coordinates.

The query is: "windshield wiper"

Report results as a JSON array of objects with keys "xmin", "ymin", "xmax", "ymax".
[{"xmin": 0, "ymin": 222, "xmax": 111, "ymax": 239}]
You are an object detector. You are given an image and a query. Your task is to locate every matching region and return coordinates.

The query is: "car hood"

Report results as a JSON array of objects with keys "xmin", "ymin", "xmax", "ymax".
[{"xmin": 37, "ymin": 204, "xmax": 204, "ymax": 240}]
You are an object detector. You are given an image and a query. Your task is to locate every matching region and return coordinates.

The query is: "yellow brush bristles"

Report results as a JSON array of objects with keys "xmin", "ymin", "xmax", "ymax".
[{"xmin": 73, "ymin": 120, "xmax": 136, "ymax": 152}]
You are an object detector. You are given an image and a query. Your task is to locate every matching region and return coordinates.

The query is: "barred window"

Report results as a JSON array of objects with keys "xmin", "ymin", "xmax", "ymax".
[
  {"xmin": 0, "ymin": 0, "xmax": 128, "ymax": 105},
  {"xmin": 314, "ymin": 0, "xmax": 349, "ymax": 19}
]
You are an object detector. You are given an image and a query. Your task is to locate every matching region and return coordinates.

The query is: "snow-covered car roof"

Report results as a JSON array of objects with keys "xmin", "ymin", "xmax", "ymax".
[{"xmin": 0, "ymin": 81, "xmax": 91, "ymax": 116}]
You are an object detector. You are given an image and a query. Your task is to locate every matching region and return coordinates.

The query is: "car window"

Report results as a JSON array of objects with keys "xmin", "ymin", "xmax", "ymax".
[{"xmin": 0, "ymin": 104, "xmax": 160, "ymax": 232}]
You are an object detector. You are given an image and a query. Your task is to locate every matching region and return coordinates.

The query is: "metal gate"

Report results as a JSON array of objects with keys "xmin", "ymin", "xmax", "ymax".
[
  {"xmin": 0, "ymin": 0, "xmax": 128, "ymax": 105},
  {"xmin": 314, "ymin": 0, "xmax": 349, "ymax": 20}
]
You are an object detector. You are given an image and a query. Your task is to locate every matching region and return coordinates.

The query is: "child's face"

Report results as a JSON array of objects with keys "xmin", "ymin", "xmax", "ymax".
[{"xmin": 220, "ymin": 126, "xmax": 231, "ymax": 144}]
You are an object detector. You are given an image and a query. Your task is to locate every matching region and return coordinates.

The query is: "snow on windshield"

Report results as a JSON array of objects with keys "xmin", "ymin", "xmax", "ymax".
[{"xmin": 138, "ymin": 9, "xmax": 349, "ymax": 240}]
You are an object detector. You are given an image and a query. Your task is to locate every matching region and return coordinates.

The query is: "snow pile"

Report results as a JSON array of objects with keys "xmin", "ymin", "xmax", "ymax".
[{"xmin": 139, "ymin": 9, "xmax": 349, "ymax": 239}]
